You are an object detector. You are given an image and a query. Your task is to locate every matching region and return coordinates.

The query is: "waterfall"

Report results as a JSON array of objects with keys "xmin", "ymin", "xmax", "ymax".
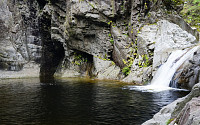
[
  {"xmin": 150, "ymin": 46, "xmax": 199, "ymax": 88},
  {"xmin": 125, "ymin": 46, "xmax": 199, "ymax": 92}
]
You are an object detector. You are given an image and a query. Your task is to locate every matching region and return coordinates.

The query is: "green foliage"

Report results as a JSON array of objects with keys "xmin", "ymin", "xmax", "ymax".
[
  {"xmin": 193, "ymin": 0, "xmax": 200, "ymax": 5},
  {"xmin": 110, "ymin": 38, "xmax": 114, "ymax": 44},
  {"xmin": 108, "ymin": 32, "xmax": 114, "ymax": 44},
  {"xmin": 138, "ymin": 54, "xmax": 150, "ymax": 68},
  {"xmin": 122, "ymin": 57, "xmax": 134, "ymax": 76},
  {"xmin": 166, "ymin": 119, "xmax": 174, "ymax": 125},
  {"xmin": 72, "ymin": 52, "xmax": 88, "ymax": 66},
  {"xmin": 166, "ymin": 0, "xmax": 184, "ymax": 5},
  {"xmin": 107, "ymin": 21, "xmax": 112, "ymax": 25},
  {"xmin": 163, "ymin": 0, "xmax": 184, "ymax": 10},
  {"xmin": 111, "ymin": 61, "xmax": 115, "ymax": 65},
  {"xmin": 122, "ymin": 66, "xmax": 131, "ymax": 76},
  {"xmin": 142, "ymin": 54, "xmax": 150, "ymax": 67},
  {"xmin": 180, "ymin": 0, "xmax": 200, "ymax": 31}
]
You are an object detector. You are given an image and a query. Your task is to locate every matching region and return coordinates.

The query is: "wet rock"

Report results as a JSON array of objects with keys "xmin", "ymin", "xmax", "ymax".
[
  {"xmin": 143, "ymin": 83, "xmax": 200, "ymax": 125},
  {"xmin": 123, "ymin": 66, "xmax": 152, "ymax": 83},
  {"xmin": 175, "ymin": 49, "xmax": 200, "ymax": 90},
  {"xmin": 0, "ymin": 62, "xmax": 40, "ymax": 78}
]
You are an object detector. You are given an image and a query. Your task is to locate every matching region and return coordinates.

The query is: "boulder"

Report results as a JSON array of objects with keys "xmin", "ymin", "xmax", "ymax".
[
  {"xmin": 142, "ymin": 97, "xmax": 185, "ymax": 125},
  {"xmin": 123, "ymin": 66, "xmax": 152, "ymax": 84},
  {"xmin": 175, "ymin": 97, "xmax": 200, "ymax": 125},
  {"xmin": 143, "ymin": 83, "xmax": 200, "ymax": 125},
  {"xmin": 175, "ymin": 49, "xmax": 200, "ymax": 90},
  {"xmin": 97, "ymin": 65, "xmax": 120, "ymax": 80},
  {"xmin": 153, "ymin": 20, "xmax": 196, "ymax": 70}
]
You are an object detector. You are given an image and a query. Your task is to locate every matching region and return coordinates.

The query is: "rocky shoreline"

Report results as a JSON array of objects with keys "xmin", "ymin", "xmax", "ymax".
[
  {"xmin": 0, "ymin": 62, "xmax": 40, "ymax": 79},
  {"xmin": 143, "ymin": 83, "xmax": 200, "ymax": 125}
]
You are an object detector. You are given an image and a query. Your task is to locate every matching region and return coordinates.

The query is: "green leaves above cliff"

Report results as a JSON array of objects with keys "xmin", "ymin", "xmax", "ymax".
[{"xmin": 181, "ymin": 0, "xmax": 200, "ymax": 31}]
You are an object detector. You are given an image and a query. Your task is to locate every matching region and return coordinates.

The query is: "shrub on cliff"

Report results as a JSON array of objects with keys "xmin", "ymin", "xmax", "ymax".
[{"xmin": 181, "ymin": 0, "xmax": 200, "ymax": 31}]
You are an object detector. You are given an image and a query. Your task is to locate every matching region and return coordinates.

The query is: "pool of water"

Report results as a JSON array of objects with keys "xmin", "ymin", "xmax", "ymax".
[{"xmin": 0, "ymin": 78, "xmax": 189, "ymax": 125}]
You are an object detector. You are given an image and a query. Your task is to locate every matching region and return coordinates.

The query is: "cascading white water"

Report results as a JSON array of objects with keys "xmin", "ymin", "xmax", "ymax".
[
  {"xmin": 125, "ymin": 46, "xmax": 200, "ymax": 92},
  {"xmin": 150, "ymin": 46, "xmax": 199, "ymax": 88}
]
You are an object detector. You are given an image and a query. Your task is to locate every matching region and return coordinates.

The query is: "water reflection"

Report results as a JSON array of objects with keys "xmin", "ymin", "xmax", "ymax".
[{"xmin": 0, "ymin": 78, "xmax": 189, "ymax": 125}]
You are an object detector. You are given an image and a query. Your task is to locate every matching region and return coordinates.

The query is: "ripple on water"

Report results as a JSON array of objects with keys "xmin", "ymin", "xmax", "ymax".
[{"xmin": 0, "ymin": 78, "xmax": 189, "ymax": 125}]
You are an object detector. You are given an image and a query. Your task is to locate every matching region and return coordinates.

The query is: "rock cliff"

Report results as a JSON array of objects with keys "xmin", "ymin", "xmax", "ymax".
[
  {"xmin": 0, "ymin": 0, "xmax": 41, "ymax": 78},
  {"xmin": 0, "ymin": 0, "xmax": 199, "ymax": 86}
]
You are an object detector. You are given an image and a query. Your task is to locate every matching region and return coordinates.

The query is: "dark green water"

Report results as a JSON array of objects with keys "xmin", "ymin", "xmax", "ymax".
[{"xmin": 0, "ymin": 78, "xmax": 189, "ymax": 125}]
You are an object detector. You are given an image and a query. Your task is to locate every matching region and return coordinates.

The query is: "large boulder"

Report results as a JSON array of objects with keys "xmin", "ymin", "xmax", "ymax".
[
  {"xmin": 174, "ymin": 97, "xmax": 200, "ymax": 125},
  {"xmin": 138, "ymin": 20, "xmax": 197, "ymax": 71},
  {"xmin": 143, "ymin": 83, "xmax": 200, "ymax": 125},
  {"xmin": 127, "ymin": 19, "xmax": 197, "ymax": 84},
  {"xmin": 142, "ymin": 97, "xmax": 185, "ymax": 125},
  {"xmin": 174, "ymin": 49, "xmax": 200, "ymax": 90}
]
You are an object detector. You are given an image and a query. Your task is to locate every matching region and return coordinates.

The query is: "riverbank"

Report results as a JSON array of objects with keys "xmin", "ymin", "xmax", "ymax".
[
  {"xmin": 0, "ymin": 63, "xmax": 40, "ymax": 79},
  {"xmin": 0, "ymin": 77, "xmax": 188, "ymax": 125}
]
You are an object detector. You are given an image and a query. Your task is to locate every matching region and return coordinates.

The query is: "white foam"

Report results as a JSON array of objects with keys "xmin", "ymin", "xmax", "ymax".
[
  {"xmin": 125, "ymin": 46, "xmax": 199, "ymax": 92},
  {"xmin": 123, "ymin": 85, "xmax": 188, "ymax": 92}
]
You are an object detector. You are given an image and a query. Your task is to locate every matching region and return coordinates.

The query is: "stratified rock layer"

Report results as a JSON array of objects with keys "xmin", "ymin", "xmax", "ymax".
[{"xmin": 0, "ymin": 0, "xmax": 199, "ymax": 86}]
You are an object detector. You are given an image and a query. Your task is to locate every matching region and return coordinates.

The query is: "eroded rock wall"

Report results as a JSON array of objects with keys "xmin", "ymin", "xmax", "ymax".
[
  {"xmin": 0, "ymin": 0, "xmax": 199, "ymax": 85},
  {"xmin": 0, "ymin": 0, "xmax": 41, "ymax": 70}
]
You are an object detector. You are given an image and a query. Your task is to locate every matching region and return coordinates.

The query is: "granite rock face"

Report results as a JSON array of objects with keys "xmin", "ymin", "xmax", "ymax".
[
  {"xmin": 175, "ymin": 97, "xmax": 200, "ymax": 125},
  {"xmin": 172, "ymin": 49, "xmax": 200, "ymax": 90},
  {"xmin": 143, "ymin": 83, "xmax": 200, "ymax": 125},
  {"xmin": 0, "ymin": 0, "xmax": 41, "ymax": 76},
  {"xmin": 0, "ymin": 0, "xmax": 199, "ymax": 86}
]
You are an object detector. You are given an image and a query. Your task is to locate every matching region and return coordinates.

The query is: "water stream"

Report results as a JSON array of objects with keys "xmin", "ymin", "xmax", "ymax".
[
  {"xmin": 0, "ymin": 46, "xmax": 198, "ymax": 124},
  {"xmin": 0, "ymin": 78, "xmax": 189, "ymax": 125},
  {"xmin": 128, "ymin": 46, "xmax": 199, "ymax": 92}
]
